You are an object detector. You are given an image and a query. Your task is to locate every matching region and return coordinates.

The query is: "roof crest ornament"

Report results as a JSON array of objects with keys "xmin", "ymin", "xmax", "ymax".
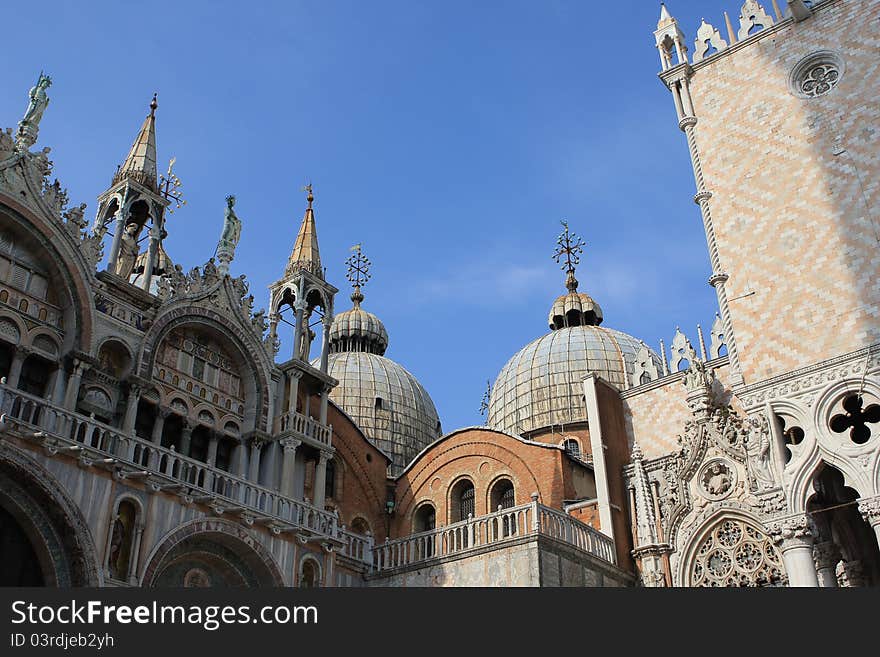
[
  {"xmin": 552, "ymin": 220, "xmax": 585, "ymax": 293},
  {"xmin": 345, "ymin": 243, "xmax": 371, "ymax": 308}
]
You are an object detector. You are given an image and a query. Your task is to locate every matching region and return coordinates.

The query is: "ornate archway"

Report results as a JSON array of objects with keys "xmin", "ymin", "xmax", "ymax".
[
  {"xmin": 685, "ymin": 514, "xmax": 786, "ymax": 587},
  {"xmin": 0, "ymin": 443, "xmax": 101, "ymax": 586},
  {"xmin": 141, "ymin": 518, "xmax": 284, "ymax": 587}
]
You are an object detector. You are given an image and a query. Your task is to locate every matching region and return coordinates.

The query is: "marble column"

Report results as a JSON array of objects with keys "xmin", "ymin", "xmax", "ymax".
[
  {"xmin": 280, "ymin": 437, "xmax": 301, "ymax": 497},
  {"xmin": 319, "ymin": 316, "xmax": 332, "ymax": 373},
  {"xmin": 858, "ymin": 497, "xmax": 880, "ymax": 552},
  {"xmin": 313, "ymin": 450, "xmax": 330, "ymax": 509},
  {"xmin": 204, "ymin": 433, "xmax": 220, "ymax": 491},
  {"xmin": 151, "ymin": 408, "xmax": 170, "ymax": 445},
  {"xmin": 288, "ymin": 371, "xmax": 302, "ymax": 415},
  {"xmin": 63, "ymin": 359, "xmax": 90, "ymax": 411},
  {"xmin": 122, "ymin": 384, "xmax": 141, "ymax": 435},
  {"xmin": 106, "ymin": 208, "xmax": 126, "ymax": 274},
  {"xmin": 6, "ymin": 345, "xmax": 30, "ymax": 390},
  {"xmin": 769, "ymin": 514, "xmax": 819, "ymax": 587},
  {"xmin": 812, "ymin": 540, "xmax": 840, "ymax": 588},
  {"xmin": 248, "ymin": 437, "xmax": 264, "ymax": 484},
  {"xmin": 319, "ymin": 386, "xmax": 329, "ymax": 426},
  {"xmin": 179, "ymin": 420, "xmax": 194, "ymax": 457},
  {"xmin": 49, "ymin": 364, "xmax": 66, "ymax": 405}
]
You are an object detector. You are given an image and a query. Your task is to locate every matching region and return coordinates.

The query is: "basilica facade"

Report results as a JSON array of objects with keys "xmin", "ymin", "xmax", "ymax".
[{"xmin": 0, "ymin": 0, "xmax": 877, "ymax": 587}]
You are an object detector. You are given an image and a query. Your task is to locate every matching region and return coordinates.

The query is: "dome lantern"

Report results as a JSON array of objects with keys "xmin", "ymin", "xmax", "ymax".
[{"xmin": 549, "ymin": 221, "xmax": 603, "ymax": 329}]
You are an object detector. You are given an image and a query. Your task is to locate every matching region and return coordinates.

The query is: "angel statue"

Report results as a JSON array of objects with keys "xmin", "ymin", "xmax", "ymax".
[
  {"xmin": 22, "ymin": 73, "xmax": 52, "ymax": 127},
  {"xmin": 216, "ymin": 195, "xmax": 242, "ymax": 274},
  {"xmin": 16, "ymin": 73, "xmax": 52, "ymax": 149}
]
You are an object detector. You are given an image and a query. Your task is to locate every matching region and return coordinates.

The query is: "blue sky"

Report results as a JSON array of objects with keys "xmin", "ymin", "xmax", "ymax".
[{"xmin": 2, "ymin": 0, "xmax": 733, "ymax": 430}]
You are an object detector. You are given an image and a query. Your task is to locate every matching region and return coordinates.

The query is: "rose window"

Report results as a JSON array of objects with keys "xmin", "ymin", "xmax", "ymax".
[
  {"xmin": 790, "ymin": 51, "xmax": 844, "ymax": 99},
  {"xmin": 800, "ymin": 63, "xmax": 840, "ymax": 97},
  {"xmin": 690, "ymin": 518, "xmax": 786, "ymax": 587}
]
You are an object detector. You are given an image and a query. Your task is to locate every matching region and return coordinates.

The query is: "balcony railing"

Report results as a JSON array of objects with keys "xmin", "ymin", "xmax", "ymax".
[
  {"xmin": 0, "ymin": 383, "xmax": 340, "ymax": 541},
  {"xmin": 374, "ymin": 500, "xmax": 617, "ymax": 572},
  {"xmin": 278, "ymin": 409, "xmax": 331, "ymax": 446}
]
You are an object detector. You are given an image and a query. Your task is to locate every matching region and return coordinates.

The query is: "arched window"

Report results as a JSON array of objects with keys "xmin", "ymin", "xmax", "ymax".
[
  {"xmin": 299, "ymin": 558, "xmax": 320, "ymax": 588},
  {"xmin": 490, "ymin": 479, "xmax": 515, "ymax": 511},
  {"xmin": 490, "ymin": 479, "xmax": 516, "ymax": 538},
  {"xmin": 351, "ymin": 517, "xmax": 371, "ymax": 537},
  {"xmin": 18, "ymin": 354, "xmax": 52, "ymax": 397},
  {"xmin": 413, "ymin": 503, "xmax": 436, "ymax": 533},
  {"xmin": 563, "ymin": 438, "xmax": 581, "ymax": 459},
  {"xmin": 689, "ymin": 518, "xmax": 785, "ymax": 587},
  {"xmin": 450, "ymin": 479, "xmax": 475, "ymax": 523},
  {"xmin": 413, "ymin": 504, "xmax": 436, "ymax": 558}
]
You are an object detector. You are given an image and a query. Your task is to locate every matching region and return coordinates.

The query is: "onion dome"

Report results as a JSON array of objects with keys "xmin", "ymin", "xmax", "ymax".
[
  {"xmin": 487, "ymin": 222, "xmax": 662, "ymax": 435},
  {"xmin": 318, "ymin": 247, "xmax": 441, "ymax": 474},
  {"xmin": 329, "ymin": 274, "xmax": 389, "ymax": 355}
]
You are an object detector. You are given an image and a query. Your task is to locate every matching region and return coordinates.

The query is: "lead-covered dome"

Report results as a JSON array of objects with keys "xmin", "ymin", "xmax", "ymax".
[
  {"xmin": 319, "ymin": 249, "xmax": 441, "ymax": 474},
  {"xmin": 324, "ymin": 351, "xmax": 441, "ymax": 474},
  {"xmin": 487, "ymin": 325, "xmax": 660, "ymax": 434},
  {"xmin": 488, "ymin": 222, "xmax": 661, "ymax": 435}
]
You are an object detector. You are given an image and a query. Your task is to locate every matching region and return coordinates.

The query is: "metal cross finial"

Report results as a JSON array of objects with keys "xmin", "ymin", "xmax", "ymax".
[
  {"xmin": 479, "ymin": 380, "xmax": 491, "ymax": 418},
  {"xmin": 159, "ymin": 157, "xmax": 186, "ymax": 214},
  {"xmin": 553, "ymin": 220, "xmax": 586, "ymax": 292},
  {"xmin": 302, "ymin": 183, "xmax": 314, "ymax": 208},
  {"xmin": 345, "ymin": 243, "xmax": 371, "ymax": 307}
]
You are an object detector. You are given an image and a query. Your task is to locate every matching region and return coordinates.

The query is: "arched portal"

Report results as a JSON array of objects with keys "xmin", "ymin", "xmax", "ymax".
[
  {"xmin": 142, "ymin": 519, "xmax": 283, "ymax": 587},
  {"xmin": 0, "ymin": 443, "xmax": 100, "ymax": 586}
]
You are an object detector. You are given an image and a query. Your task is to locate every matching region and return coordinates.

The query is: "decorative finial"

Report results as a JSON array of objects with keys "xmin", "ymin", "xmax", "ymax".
[
  {"xmin": 345, "ymin": 243, "xmax": 371, "ymax": 308},
  {"xmin": 479, "ymin": 380, "xmax": 491, "ymax": 417},
  {"xmin": 552, "ymin": 220, "xmax": 586, "ymax": 293},
  {"xmin": 150, "ymin": 93, "xmax": 158, "ymax": 116},
  {"xmin": 303, "ymin": 183, "xmax": 314, "ymax": 208},
  {"xmin": 159, "ymin": 157, "xmax": 185, "ymax": 213}
]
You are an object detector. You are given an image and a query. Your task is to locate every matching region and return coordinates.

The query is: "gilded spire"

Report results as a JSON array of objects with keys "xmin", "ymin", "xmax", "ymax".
[
  {"xmin": 114, "ymin": 94, "xmax": 159, "ymax": 191},
  {"xmin": 285, "ymin": 184, "xmax": 324, "ymax": 279},
  {"xmin": 345, "ymin": 243, "xmax": 371, "ymax": 308}
]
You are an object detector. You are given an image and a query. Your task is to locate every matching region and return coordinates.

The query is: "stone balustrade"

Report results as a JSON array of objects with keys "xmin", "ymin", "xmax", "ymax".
[
  {"xmin": 339, "ymin": 528, "xmax": 373, "ymax": 565},
  {"xmin": 374, "ymin": 500, "xmax": 616, "ymax": 572},
  {"xmin": 278, "ymin": 409, "xmax": 332, "ymax": 446},
  {"xmin": 0, "ymin": 382, "xmax": 342, "ymax": 543}
]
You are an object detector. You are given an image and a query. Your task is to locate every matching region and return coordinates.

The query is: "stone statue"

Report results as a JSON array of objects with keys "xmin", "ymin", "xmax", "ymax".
[
  {"xmin": 115, "ymin": 223, "xmax": 140, "ymax": 279},
  {"xmin": 63, "ymin": 202, "xmax": 88, "ymax": 235},
  {"xmin": 216, "ymin": 195, "xmax": 242, "ymax": 274},
  {"xmin": 746, "ymin": 415, "xmax": 774, "ymax": 490},
  {"xmin": 16, "ymin": 73, "xmax": 52, "ymax": 149},
  {"xmin": 21, "ymin": 73, "xmax": 52, "ymax": 126}
]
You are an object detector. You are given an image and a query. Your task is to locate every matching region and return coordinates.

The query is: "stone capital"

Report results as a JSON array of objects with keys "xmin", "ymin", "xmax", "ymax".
[
  {"xmin": 708, "ymin": 272, "xmax": 729, "ymax": 288},
  {"xmin": 678, "ymin": 115, "xmax": 698, "ymax": 130},
  {"xmin": 14, "ymin": 344, "xmax": 34, "ymax": 357},
  {"xmin": 812, "ymin": 540, "xmax": 841, "ymax": 570},
  {"xmin": 280, "ymin": 437, "xmax": 302, "ymax": 453},
  {"xmin": 858, "ymin": 497, "xmax": 880, "ymax": 526},
  {"xmin": 767, "ymin": 514, "xmax": 815, "ymax": 549}
]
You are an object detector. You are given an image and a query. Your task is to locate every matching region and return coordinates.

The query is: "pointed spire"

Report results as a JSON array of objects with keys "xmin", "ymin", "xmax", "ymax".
[
  {"xmin": 658, "ymin": 2, "xmax": 674, "ymax": 27},
  {"xmin": 659, "ymin": 3, "xmax": 671, "ymax": 20},
  {"xmin": 114, "ymin": 94, "xmax": 159, "ymax": 191},
  {"xmin": 285, "ymin": 184, "xmax": 324, "ymax": 279}
]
